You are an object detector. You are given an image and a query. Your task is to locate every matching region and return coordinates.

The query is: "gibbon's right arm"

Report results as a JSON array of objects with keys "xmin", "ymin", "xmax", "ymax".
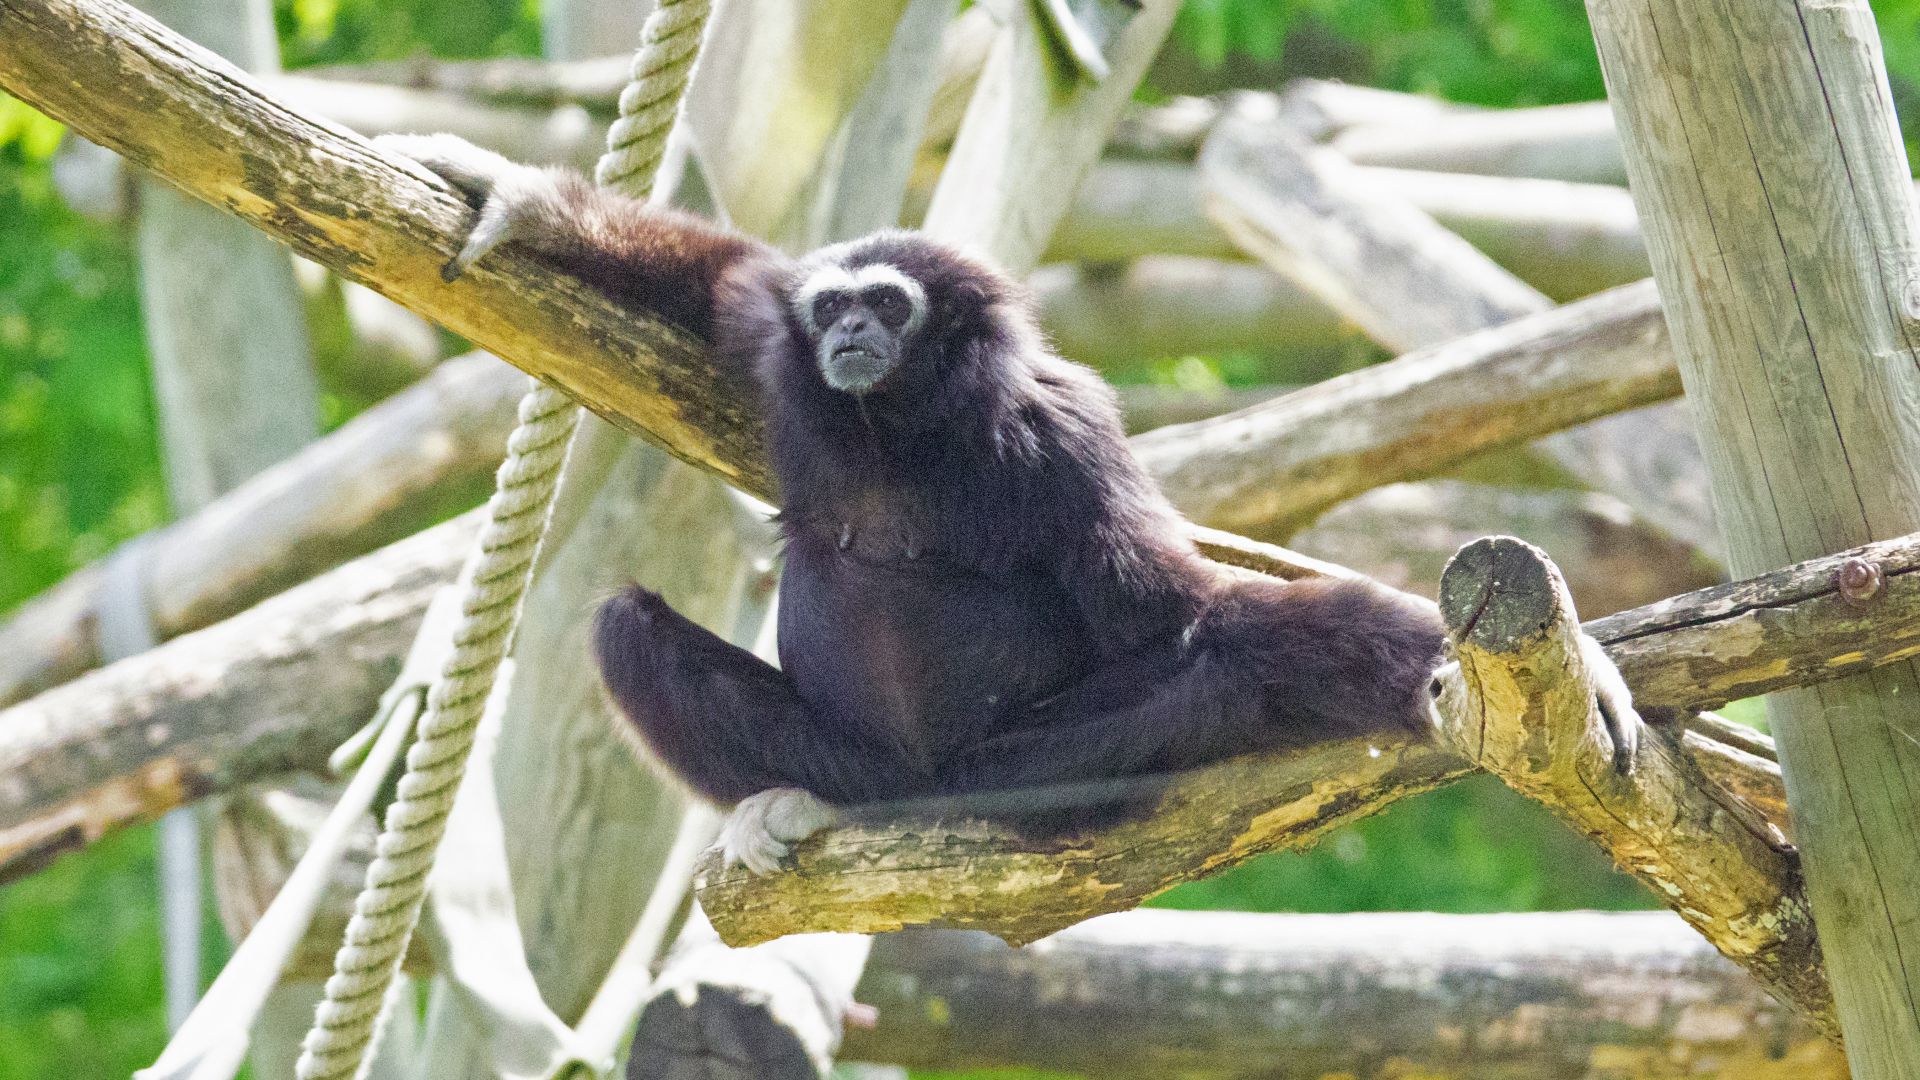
[{"xmin": 375, "ymin": 133, "xmax": 785, "ymax": 341}]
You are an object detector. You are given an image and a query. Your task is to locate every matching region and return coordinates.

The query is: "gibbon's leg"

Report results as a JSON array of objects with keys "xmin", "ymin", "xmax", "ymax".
[
  {"xmin": 953, "ymin": 576, "xmax": 1641, "ymax": 799},
  {"xmin": 950, "ymin": 578, "xmax": 1450, "ymax": 795},
  {"xmin": 373, "ymin": 132, "xmax": 774, "ymax": 338},
  {"xmin": 593, "ymin": 587, "xmax": 895, "ymax": 810}
]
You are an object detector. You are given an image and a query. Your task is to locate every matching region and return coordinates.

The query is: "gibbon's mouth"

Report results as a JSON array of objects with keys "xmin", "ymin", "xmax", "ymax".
[{"xmin": 824, "ymin": 343, "xmax": 894, "ymax": 393}]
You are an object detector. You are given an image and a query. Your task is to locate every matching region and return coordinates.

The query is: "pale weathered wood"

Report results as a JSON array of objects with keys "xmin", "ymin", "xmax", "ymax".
[
  {"xmin": 681, "ymin": 0, "xmax": 909, "ymax": 242},
  {"xmin": 1130, "ymin": 279, "xmax": 1678, "ymax": 538},
  {"xmin": 0, "ymin": 353, "xmax": 522, "ymax": 707},
  {"xmin": 1293, "ymin": 480, "xmax": 1721, "ymax": 619},
  {"xmin": 1333, "ymin": 99, "xmax": 1624, "ymax": 184},
  {"xmin": 694, "ymin": 733, "xmax": 1473, "ymax": 947},
  {"xmin": 1590, "ymin": 531, "xmax": 1920, "ymax": 715},
  {"xmin": 127, "ymin": 0, "xmax": 322, "ymax": 1037},
  {"xmin": 1432, "ymin": 536, "xmax": 1832, "ymax": 1036},
  {"xmin": 1028, "ymin": 256, "xmax": 1347, "ymax": 366},
  {"xmin": 1192, "ymin": 108, "xmax": 1714, "ymax": 556},
  {"xmin": 921, "ymin": 0, "xmax": 1178, "ymax": 274},
  {"xmin": 0, "ymin": 513, "xmax": 474, "ymax": 882},
  {"xmin": 846, "ymin": 910, "xmax": 1845, "ymax": 1079},
  {"xmin": 1048, "ymin": 159, "xmax": 1651, "ymax": 301},
  {"xmin": 31, "ymin": 514, "xmax": 1909, "ymax": 880},
  {"xmin": 0, "ymin": 0, "xmax": 768, "ymax": 495},
  {"xmin": 297, "ymin": 54, "xmax": 635, "ymax": 110},
  {"xmin": 1200, "ymin": 108, "xmax": 1552, "ymax": 354},
  {"xmin": 1591, "ymin": 3, "xmax": 1920, "ymax": 1069}
]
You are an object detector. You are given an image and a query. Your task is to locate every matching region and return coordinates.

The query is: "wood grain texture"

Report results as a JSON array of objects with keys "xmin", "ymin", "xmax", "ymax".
[
  {"xmin": 847, "ymin": 910, "xmax": 1846, "ymax": 1079},
  {"xmin": 0, "ymin": 0, "xmax": 768, "ymax": 495},
  {"xmin": 1131, "ymin": 279, "xmax": 1679, "ymax": 538},
  {"xmin": 1049, "ymin": 158, "xmax": 1651, "ymax": 302},
  {"xmin": 921, "ymin": 0, "xmax": 1178, "ymax": 274},
  {"xmin": 1591, "ymin": 531, "xmax": 1920, "ymax": 714},
  {"xmin": 1591, "ymin": 1, "xmax": 1920, "ymax": 1070},
  {"xmin": 695, "ymin": 734, "xmax": 1473, "ymax": 947},
  {"xmin": 1200, "ymin": 109, "xmax": 1552, "ymax": 354},
  {"xmin": 1433, "ymin": 537, "xmax": 1833, "ymax": 1037},
  {"xmin": 0, "ymin": 354, "xmax": 522, "ymax": 706},
  {"xmin": 0, "ymin": 513, "xmax": 475, "ymax": 882}
]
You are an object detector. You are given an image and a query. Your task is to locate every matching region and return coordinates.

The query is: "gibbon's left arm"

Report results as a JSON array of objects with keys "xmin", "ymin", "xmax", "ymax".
[{"xmin": 375, "ymin": 133, "xmax": 789, "ymax": 339}]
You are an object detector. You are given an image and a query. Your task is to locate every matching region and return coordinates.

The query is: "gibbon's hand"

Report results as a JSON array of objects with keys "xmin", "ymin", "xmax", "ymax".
[{"xmin": 374, "ymin": 132, "xmax": 559, "ymax": 281}]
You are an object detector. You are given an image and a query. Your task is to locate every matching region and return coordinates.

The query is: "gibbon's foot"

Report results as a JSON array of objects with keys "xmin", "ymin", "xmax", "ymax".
[
  {"xmin": 1428, "ymin": 640, "xmax": 1642, "ymax": 775},
  {"xmin": 718, "ymin": 787, "xmax": 840, "ymax": 875},
  {"xmin": 372, "ymin": 132, "xmax": 557, "ymax": 282},
  {"xmin": 1581, "ymin": 631, "xmax": 1641, "ymax": 775}
]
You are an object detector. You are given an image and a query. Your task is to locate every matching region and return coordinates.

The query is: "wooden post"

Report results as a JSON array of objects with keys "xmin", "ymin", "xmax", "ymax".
[
  {"xmin": 1589, "ymin": 0, "xmax": 1920, "ymax": 1072},
  {"xmin": 123, "ymin": 0, "xmax": 323, "ymax": 1047}
]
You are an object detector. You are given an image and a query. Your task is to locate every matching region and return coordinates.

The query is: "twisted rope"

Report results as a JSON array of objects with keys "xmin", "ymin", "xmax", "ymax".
[
  {"xmin": 295, "ymin": 389, "xmax": 578, "ymax": 1080},
  {"xmin": 595, "ymin": 0, "xmax": 712, "ymax": 197},
  {"xmin": 294, "ymin": 4, "xmax": 711, "ymax": 1076}
]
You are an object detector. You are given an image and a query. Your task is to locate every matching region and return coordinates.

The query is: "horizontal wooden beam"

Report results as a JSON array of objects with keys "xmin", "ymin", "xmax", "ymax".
[{"xmin": 848, "ymin": 910, "xmax": 1845, "ymax": 1078}]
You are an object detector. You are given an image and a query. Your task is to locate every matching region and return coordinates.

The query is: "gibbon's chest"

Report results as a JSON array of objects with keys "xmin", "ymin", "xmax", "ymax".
[{"xmin": 774, "ymin": 510, "xmax": 1094, "ymax": 769}]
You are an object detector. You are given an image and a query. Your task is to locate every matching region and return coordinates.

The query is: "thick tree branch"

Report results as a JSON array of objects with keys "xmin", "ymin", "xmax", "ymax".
[
  {"xmin": 0, "ymin": 0, "xmax": 770, "ymax": 495},
  {"xmin": 1433, "ymin": 536, "xmax": 1833, "ymax": 1037},
  {"xmin": 0, "ymin": 514, "xmax": 473, "ymax": 882},
  {"xmin": 695, "ymin": 736, "xmax": 1473, "ymax": 947},
  {"xmin": 848, "ymin": 910, "xmax": 1844, "ymax": 1078},
  {"xmin": 1131, "ymin": 279, "xmax": 1678, "ymax": 538}
]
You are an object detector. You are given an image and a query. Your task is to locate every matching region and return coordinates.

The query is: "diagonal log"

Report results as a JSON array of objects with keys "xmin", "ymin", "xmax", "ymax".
[
  {"xmin": 1132, "ymin": 279, "xmax": 1677, "ymax": 539},
  {"xmin": 1432, "ymin": 535, "xmax": 1834, "ymax": 1037}
]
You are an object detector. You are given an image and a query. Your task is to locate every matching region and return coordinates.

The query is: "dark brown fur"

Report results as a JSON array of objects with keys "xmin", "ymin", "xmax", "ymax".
[{"xmin": 490, "ymin": 176, "xmax": 1448, "ymax": 820}]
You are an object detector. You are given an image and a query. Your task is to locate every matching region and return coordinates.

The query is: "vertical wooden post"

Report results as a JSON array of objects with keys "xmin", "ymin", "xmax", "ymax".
[
  {"xmin": 1588, "ymin": 1, "xmax": 1920, "ymax": 1072},
  {"xmin": 125, "ymin": 0, "xmax": 321, "ymax": 1046}
]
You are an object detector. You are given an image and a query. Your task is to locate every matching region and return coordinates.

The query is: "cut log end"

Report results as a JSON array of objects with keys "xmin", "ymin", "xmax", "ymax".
[{"xmin": 1438, "ymin": 535, "xmax": 1561, "ymax": 653}]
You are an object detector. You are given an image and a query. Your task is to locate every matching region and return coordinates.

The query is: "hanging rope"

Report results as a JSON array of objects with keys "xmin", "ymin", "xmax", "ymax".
[
  {"xmin": 294, "ymin": 4, "xmax": 713, "ymax": 1077},
  {"xmin": 596, "ymin": 0, "xmax": 712, "ymax": 196}
]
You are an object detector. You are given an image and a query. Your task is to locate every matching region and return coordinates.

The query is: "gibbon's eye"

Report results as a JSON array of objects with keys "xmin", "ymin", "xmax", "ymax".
[
  {"xmin": 864, "ymin": 285, "xmax": 913, "ymax": 330},
  {"xmin": 811, "ymin": 290, "xmax": 852, "ymax": 327}
]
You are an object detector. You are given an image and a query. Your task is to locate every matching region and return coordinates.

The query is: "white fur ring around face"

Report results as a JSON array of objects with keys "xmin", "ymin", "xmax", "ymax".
[{"xmin": 718, "ymin": 787, "xmax": 841, "ymax": 875}]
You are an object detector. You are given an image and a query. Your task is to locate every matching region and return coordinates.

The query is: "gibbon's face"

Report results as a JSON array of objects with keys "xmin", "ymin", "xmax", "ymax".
[{"xmin": 792, "ymin": 260, "xmax": 928, "ymax": 395}]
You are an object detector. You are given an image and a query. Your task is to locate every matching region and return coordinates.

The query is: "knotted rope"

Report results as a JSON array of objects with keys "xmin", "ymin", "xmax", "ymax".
[{"xmin": 294, "ymin": 3, "xmax": 712, "ymax": 1076}]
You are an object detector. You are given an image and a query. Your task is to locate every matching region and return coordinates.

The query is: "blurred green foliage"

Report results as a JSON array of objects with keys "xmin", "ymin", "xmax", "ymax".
[{"xmin": 0, "ymin": 0, "xmax": 1873, "ymax": 1076}]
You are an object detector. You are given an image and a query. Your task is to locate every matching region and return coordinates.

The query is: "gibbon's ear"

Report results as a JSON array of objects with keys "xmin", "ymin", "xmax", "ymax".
[{"xmin": 934, "ymin": 279, "xmax": 998, "ymax": 337}]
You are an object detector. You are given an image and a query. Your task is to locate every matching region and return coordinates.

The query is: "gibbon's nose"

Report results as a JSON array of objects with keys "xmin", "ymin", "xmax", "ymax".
[{"xmin": 840, "ymin": 312, "xmax": 872, "ymax": 334}]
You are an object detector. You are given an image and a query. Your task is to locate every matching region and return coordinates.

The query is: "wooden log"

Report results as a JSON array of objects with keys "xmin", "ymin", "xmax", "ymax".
[
  {"xmin": 0, "ymin": 0, "xmax": 771, "ymax": 498},
  {"xmin": 1591, "ymin": 2, "xmax": 1920, "ymax": 1069},
  {"xmin": 846, "ymin": 910, "xmax": 1847, "ymax": 1079},
  {"xmin": 0, "ymin": 0, "xmax": 1692, "ymax": 623},
  {"xmin": 1292, "ymin": 480, "xmax": 1721, "ymax": 619},
  {"xmin": 634, "ymin": 910, "xmax": 872, "ymax": 1079},
  {"xmin": 0, "ymin": 512, "xmax": 473, "ymax": 883},
  {"xmin": 694, "ymin": 733, "xmax": 1474, "ymax": 947},
  {"xmin": 296, "ymin": 55, "xmax": 634, "ymax": 111},
  {"xmin": 28, "ymin": 514, "xmax": 1908, "ymax": 884},
  {"xmin": 1028, "ymin": 256, "xmax": 1347, "ymax": 365},
  {"xmin": 1199, "ymin": 109, "xmax": 1552, "ymax": 354},
  {"xmin": 1588, "ymin": 531, "xmax": 1920, "ymax": 715},
  {"xmin": 0, "ymin": 353, "xmax": 521, "ymax": 707},
  {"xmin": 1130, "ymin": 279, "xmax": 1679, "ymax": 538},
  {"xmin": 1047, "ymin": 159, "xmax": 1651, "ymax": 301},
  {"xmin": 1431, "ymin": 536, "xmax": 1833, "ymax": 1036},
  {"xmin": 921, "ymin": 0, "xmax": 1179, "ymax": 274},
  {"xmin": 1190, "ymin": 106, "xmax": 1713, "ymax": 554},
  {"xmin": 1333, "ymin": 100, "xmax": 1625, "ymax": 184},
  {"xmin": 0, "ymin": 0, "xmax": 1858, "ymax": 1003}
]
